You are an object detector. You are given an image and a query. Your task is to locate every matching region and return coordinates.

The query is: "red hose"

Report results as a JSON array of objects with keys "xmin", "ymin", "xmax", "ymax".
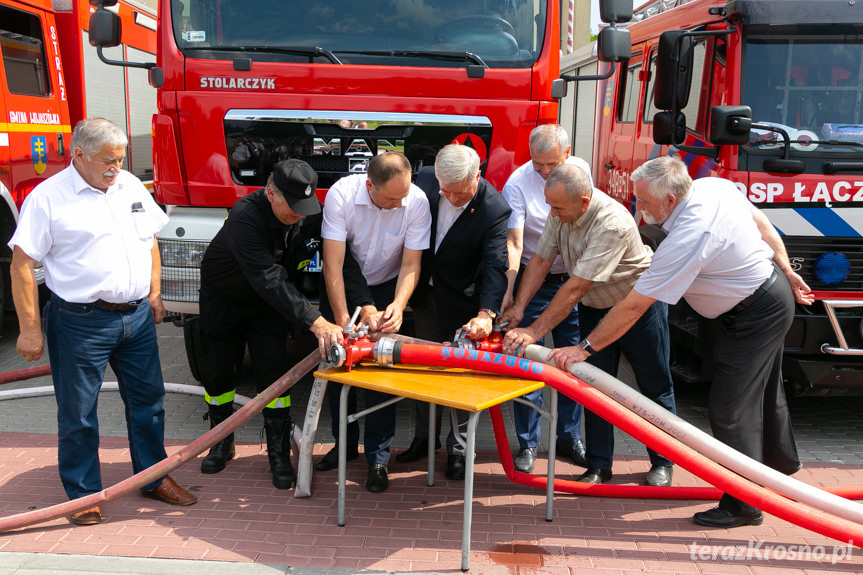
[
  {"xmin": 0, "ymin": 364, "xmax": 51, "ymax": 384},
  {"xmin": 0, "ymin": 350, "xmax": 321, "ymax": 533},
  {"xmin": 393, "ymin": 343, "xmax": 863, "ymax": 547}
]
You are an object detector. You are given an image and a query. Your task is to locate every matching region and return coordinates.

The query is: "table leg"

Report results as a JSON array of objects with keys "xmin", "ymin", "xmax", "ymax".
[
  {"xmin": 337, "ymin": 384, "xmax": 351, "ymax": 527},
  {"xmin": 427, "ymin": 403, "xmax": 436, "ymax": 486},
  {"xmin": 546, "ymin": 388, "xmax": 557, "ymax": 521},
  {"xmin": 461, "ymin": 411, "xmax": 481, "ymax": 572}
]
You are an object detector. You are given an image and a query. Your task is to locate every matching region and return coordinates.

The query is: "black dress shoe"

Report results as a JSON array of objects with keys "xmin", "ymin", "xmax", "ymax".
[
  {"xmin": 366, "ymin": 464, "xmax": 389, "ymax": 493},
  {"xmin": 513, "ymin": 447, "xmax": 537, "ymax": 473},
  {"xmin": 556, "ymin": 437, "xmax": 588, "ymax": 468},
  {"xmin": 644, "ymin": 465, "xmax": 673, "ymax": 487},
  {"xmin": 446, "ymin": 454, "xmax": 466, "ymax": 480},
  {"xmin": 396, "ymin": 437, "xmax": 441, "ymax": 463},
  {"xmin": 315, "ymin": 444, "xmax": 359, "ymax": 471},
  {"xmin": 576, "ymin": 467, "xmax": 612, "ymax": 484},
  {"xmin": 693, "ymin": 506, "xmax": 763, "ymax": 527}
]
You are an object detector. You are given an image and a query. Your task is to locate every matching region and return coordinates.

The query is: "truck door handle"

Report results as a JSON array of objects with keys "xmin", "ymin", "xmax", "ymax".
[{"xmin": 57, "ymin": 133, "xmax": 65, "ymax": 156}]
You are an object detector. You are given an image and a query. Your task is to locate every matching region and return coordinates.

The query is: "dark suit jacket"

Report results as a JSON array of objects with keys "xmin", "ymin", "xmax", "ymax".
[{"xmin": 412, "ymin": 166, "xmax": 511, "ymax": 335}]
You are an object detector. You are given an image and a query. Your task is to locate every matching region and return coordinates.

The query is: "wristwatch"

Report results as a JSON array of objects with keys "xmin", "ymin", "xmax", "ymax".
[
  {"xmin": 479, "ymin": 308, "xmax": 497, "ymax": 320},
  {"xmin": 579, "ymin": 338, "xmax": 597, "ymax": 356}
]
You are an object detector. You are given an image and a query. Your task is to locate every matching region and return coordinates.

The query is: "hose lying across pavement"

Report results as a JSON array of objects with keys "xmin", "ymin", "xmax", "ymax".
[
  {"xmin": 0, "ymin": 350, "xmax": 320, "ymax": 533},
  {"xmin": 377, "ymin": 342, "xmax": 863, "ymax": 548}
]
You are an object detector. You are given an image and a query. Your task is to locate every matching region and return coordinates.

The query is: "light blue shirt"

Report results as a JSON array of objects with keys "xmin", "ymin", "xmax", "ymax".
[{"xmin": 634, "ymin": 177, "xmax": 774, "ymax": 318}]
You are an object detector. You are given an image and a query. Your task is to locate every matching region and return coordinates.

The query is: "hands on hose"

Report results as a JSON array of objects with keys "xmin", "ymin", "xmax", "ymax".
[
  {"xmin": 377, "ymin": 302, "xmax": 404, "ymax": 333},
  {"xmin": 462, "ymin": 310, "xmax": 494, "ymax": 340},
  {"xmin": 547, "ymin": 345, "xmax": 589, "ymax": 372},
  {"xmin": 310, "ymin": 316, "xmax": 345, "ymax": 358},
  {"xmin": 499, "ymin": 303, "xmax": 523, "ymax": 331},
  {"xmin": 501, "ymin": 326, "xmax": 539, "ymax": 357}
]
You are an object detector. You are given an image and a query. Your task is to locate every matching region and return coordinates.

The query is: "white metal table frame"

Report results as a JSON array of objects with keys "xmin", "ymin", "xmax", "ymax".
[{"xmin": 336, "ymin": 382, "xmax": 558, "ymax": 571}]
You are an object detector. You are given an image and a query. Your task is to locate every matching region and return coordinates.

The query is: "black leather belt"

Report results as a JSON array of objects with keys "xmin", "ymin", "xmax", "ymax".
[
  {"xmin": 544, "ymin": 272, "xmax": 569, "ymax": 284},
  {"xmin": 728, "ymin": 268, "xmax": 780, "ymax": 315},
  {"xmin": 94, "ymin": 298, "xmax": 145, "ymax": 312}
]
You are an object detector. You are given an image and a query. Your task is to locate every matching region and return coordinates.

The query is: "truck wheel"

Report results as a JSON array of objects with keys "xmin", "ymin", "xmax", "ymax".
[{"xmin": 183, "ymin": 316, "xmax": 205, "ymax": 382}]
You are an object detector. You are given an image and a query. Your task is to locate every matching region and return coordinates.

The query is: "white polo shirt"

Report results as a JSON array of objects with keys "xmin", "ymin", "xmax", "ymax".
[
  {"xmin": 634, "ymin": 177, "xmax": 775, "ymax": 318},
  {"xmin": 502, "ymin": 155, "xmax": 593, "ymax": 274},
  {"xmin": 321, "ymin": 173, "xmax": 431, "ymax": 286},
  {"xmin": 8, "ymin": 163, "xmax": 168, "ymax": 303}
]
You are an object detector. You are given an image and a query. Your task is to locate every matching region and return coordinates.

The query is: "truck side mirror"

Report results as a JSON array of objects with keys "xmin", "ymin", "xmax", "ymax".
[
  {"xmin": 88, "ymin": 8, "xmax": 121, "ymax": 48},
  {"xmin": 709, "ymin": 105, "xmax": 752, "ymax": 145},
  {"xmin": 599, "ymin": 0, "xmax": 633, "ymax": 23},
  {"xmin": 598, "ymin": 26, "xmax": 631, "ymax": 63},
  {"xmin": 149, "ymin": 67, "xmax": 165, "ymax": 88},
  {"xmin": 654, "ymin": 30, "xmax": 694, "ymax": 111},
  {"xmin": 653, "ymin": 111, "xmax": 686, "ymax": 145}
]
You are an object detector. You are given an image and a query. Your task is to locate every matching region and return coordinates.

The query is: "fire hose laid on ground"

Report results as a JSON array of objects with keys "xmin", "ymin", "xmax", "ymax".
[
  {"xmin": 318, "ymin": 331, "xmax": 863, "ymax": 547},
  {"xmin": 0, "ymin": 351, "xmax": 320, "ymax": 532},
  {"xmin": 0, "ymin": 326, "xmax": 861, "ymax": 547}
]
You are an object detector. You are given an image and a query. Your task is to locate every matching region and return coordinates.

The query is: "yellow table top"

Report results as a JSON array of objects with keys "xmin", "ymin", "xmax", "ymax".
[{"xmin": 315, "ymin": 363, "xmax": 545, "ymax": 412}]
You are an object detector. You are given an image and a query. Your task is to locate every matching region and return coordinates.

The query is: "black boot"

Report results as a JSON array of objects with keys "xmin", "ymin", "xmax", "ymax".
[
  {"xmin": 201, "ymin": 403, "xmax": 235, "ymax": 474},
  {"xmin": 263, "ymin": 408, "xmax": 296, "ymax": 489}
]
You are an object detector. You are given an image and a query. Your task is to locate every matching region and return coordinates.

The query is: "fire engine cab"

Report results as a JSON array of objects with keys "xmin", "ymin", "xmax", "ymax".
[
  {"xmin": 563, "ymin": 0, "xmax": 863, "ymax": 395},
  {"xmin": 0, "ymin": 0, "xmax": 156, "ymax": 323}
]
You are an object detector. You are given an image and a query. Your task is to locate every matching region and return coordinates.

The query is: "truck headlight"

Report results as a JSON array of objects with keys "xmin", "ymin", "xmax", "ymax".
[{"xmin": 814, "ymin": 251, "xmax": 850, "ymax": 286}]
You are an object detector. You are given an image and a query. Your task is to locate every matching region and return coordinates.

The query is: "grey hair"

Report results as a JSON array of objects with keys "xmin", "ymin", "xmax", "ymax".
[
  {"xmin": 265, "ymin": 174, "xmax": 284, "ymax": 199},
  {"xmin": 70, "ymin": 117, "xmax": 128, "ymax": 156},
  {"xmin": 529, "ymin": 124, "xmax": 569, "ymax": 155},
  {"xmin": 434, "ymin": 144, "xmax": 480, "ymax": 186},
  {"xmin": 544, "ymin": 163, "xmax": 592, "ymax": 200},
  {"xmin": 630, "ymin": 157, "xmax": 692, "ymax": 201}
]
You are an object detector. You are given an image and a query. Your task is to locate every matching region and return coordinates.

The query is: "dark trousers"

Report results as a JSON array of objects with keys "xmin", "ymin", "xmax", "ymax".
[
  {"xmin": 410, "ymin": 289, "xmax": 470, "ymax": 455},
  {"xmin": 578, "ymin": 300, "xmax": 676, "ymax": 470},
  {"xmin": 710, "ymin": 270, "xmax": 799, "ymax": 513},
  {"xmin": 198, "ymin": 287, "xmax": 291, "ymax": 407},
  {"xmin": 511, "ymin": 270, "xmax": 582, "ymax": 449},
  {"xmin": 320, "ymin": 277, "xmax": 398, "ymax": 465}
]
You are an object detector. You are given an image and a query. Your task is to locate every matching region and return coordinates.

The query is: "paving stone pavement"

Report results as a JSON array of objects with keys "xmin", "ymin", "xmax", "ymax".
[{"xmin": 0, "ymin": 319, "xmax": 862, "ymax": 574}]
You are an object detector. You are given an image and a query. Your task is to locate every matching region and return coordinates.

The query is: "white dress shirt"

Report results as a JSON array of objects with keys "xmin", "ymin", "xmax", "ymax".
[
  {"xmin": 634, "ymin": 177, "xmax": 775, "ymax": 318},
  {"xmin": 8, "ymin": 163, "xmax": 168, "ymax": 303},
  {"xmin": 321, "ymin": 173, "xmax": 431, "ymax": 286},
  {"xmin": 502, "ymin": 155, "xmax": 593, "ymax": 274}
]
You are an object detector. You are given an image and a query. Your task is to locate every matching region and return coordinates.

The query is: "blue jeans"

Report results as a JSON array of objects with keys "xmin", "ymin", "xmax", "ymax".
[
  {"xmin": 578, "ymin": 300, "xmax": 676, "ymax": 470},
  {"xmin": 512, "ymin": 273, "xmax": 582, "ymax": 449},
  {"xmin": 44, "ymin": 295, "xmax": 168, "ymax": 499}
]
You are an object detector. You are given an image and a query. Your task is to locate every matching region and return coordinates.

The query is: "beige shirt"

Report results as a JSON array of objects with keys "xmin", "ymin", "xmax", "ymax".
[{"xmin": 535, "ymin": 189, "xmax": 653, "ymax": 309}]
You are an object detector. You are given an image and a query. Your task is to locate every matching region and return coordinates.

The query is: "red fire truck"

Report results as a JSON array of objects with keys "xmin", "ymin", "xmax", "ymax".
[
  {"xmin": 0, "ymin": 0, "xmax": 156, "ymax": 322},
  {"xmin": 565, "ymin": 0, "xmax": 863, "ymax": 395},
  {"xmin": 87, "ymin": 0, "xmax": 634, "ymax": 372}
]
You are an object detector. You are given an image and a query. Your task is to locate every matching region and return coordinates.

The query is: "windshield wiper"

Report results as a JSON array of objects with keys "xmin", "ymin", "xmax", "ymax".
[
  {"xmin": 182, "ymin": 45, "xmax": 342, "ymax": 64},
  {"xmin": 334, "ymin": 49, "xmax": 487, "ymax": 68}
]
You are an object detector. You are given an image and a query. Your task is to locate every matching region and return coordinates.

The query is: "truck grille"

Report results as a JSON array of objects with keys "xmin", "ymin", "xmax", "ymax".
[
  {"xmin": 158, "ymin": 239, "xmax": 208, "ymax": 302},
  {"xmin": 784, "ymin": 236, "xmax": 863, "ymax": 292}
]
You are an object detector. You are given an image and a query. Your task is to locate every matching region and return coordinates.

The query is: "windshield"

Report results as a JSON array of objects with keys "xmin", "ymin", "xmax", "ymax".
[
  {"xmin": 744, "ymin": 27, "xmax": 863, "ymax": 152},
  {"xmin": 170, "ymin": 0, "xmax": 546, "ymax": 69}
]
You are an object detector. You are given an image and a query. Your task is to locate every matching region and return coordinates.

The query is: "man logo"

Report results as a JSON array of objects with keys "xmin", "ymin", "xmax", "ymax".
[{"xmin": 305, "ymin": 184, "xmax": 312, "ymax": 197}]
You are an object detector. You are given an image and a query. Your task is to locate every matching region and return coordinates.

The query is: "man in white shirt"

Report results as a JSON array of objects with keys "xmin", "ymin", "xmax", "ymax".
[
  {"xmin": 500, "ymin": 125, "xmax": 589, "ymax": 474},
  {"xmin": 8, "ymin": 118, "xmax": 196, "ymax": 526},
  {"xmin": 549, "ymin": 156, "xmax": 813, "ymax": 528},
  {"xmin": 318, "ymin": 152, "xmax": 431, "ymax": 493}
]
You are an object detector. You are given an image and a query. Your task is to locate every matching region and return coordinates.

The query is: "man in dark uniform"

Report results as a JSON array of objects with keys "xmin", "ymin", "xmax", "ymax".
[{"xmin": 197, "ymin": 159, "xmax": 352, "ymax": 489}]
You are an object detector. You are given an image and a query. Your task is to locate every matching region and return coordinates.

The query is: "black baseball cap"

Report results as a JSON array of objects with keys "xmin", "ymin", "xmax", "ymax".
[{"xmin": 271, "ymin": 159, "xmax": 321, "ymax": 216}]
